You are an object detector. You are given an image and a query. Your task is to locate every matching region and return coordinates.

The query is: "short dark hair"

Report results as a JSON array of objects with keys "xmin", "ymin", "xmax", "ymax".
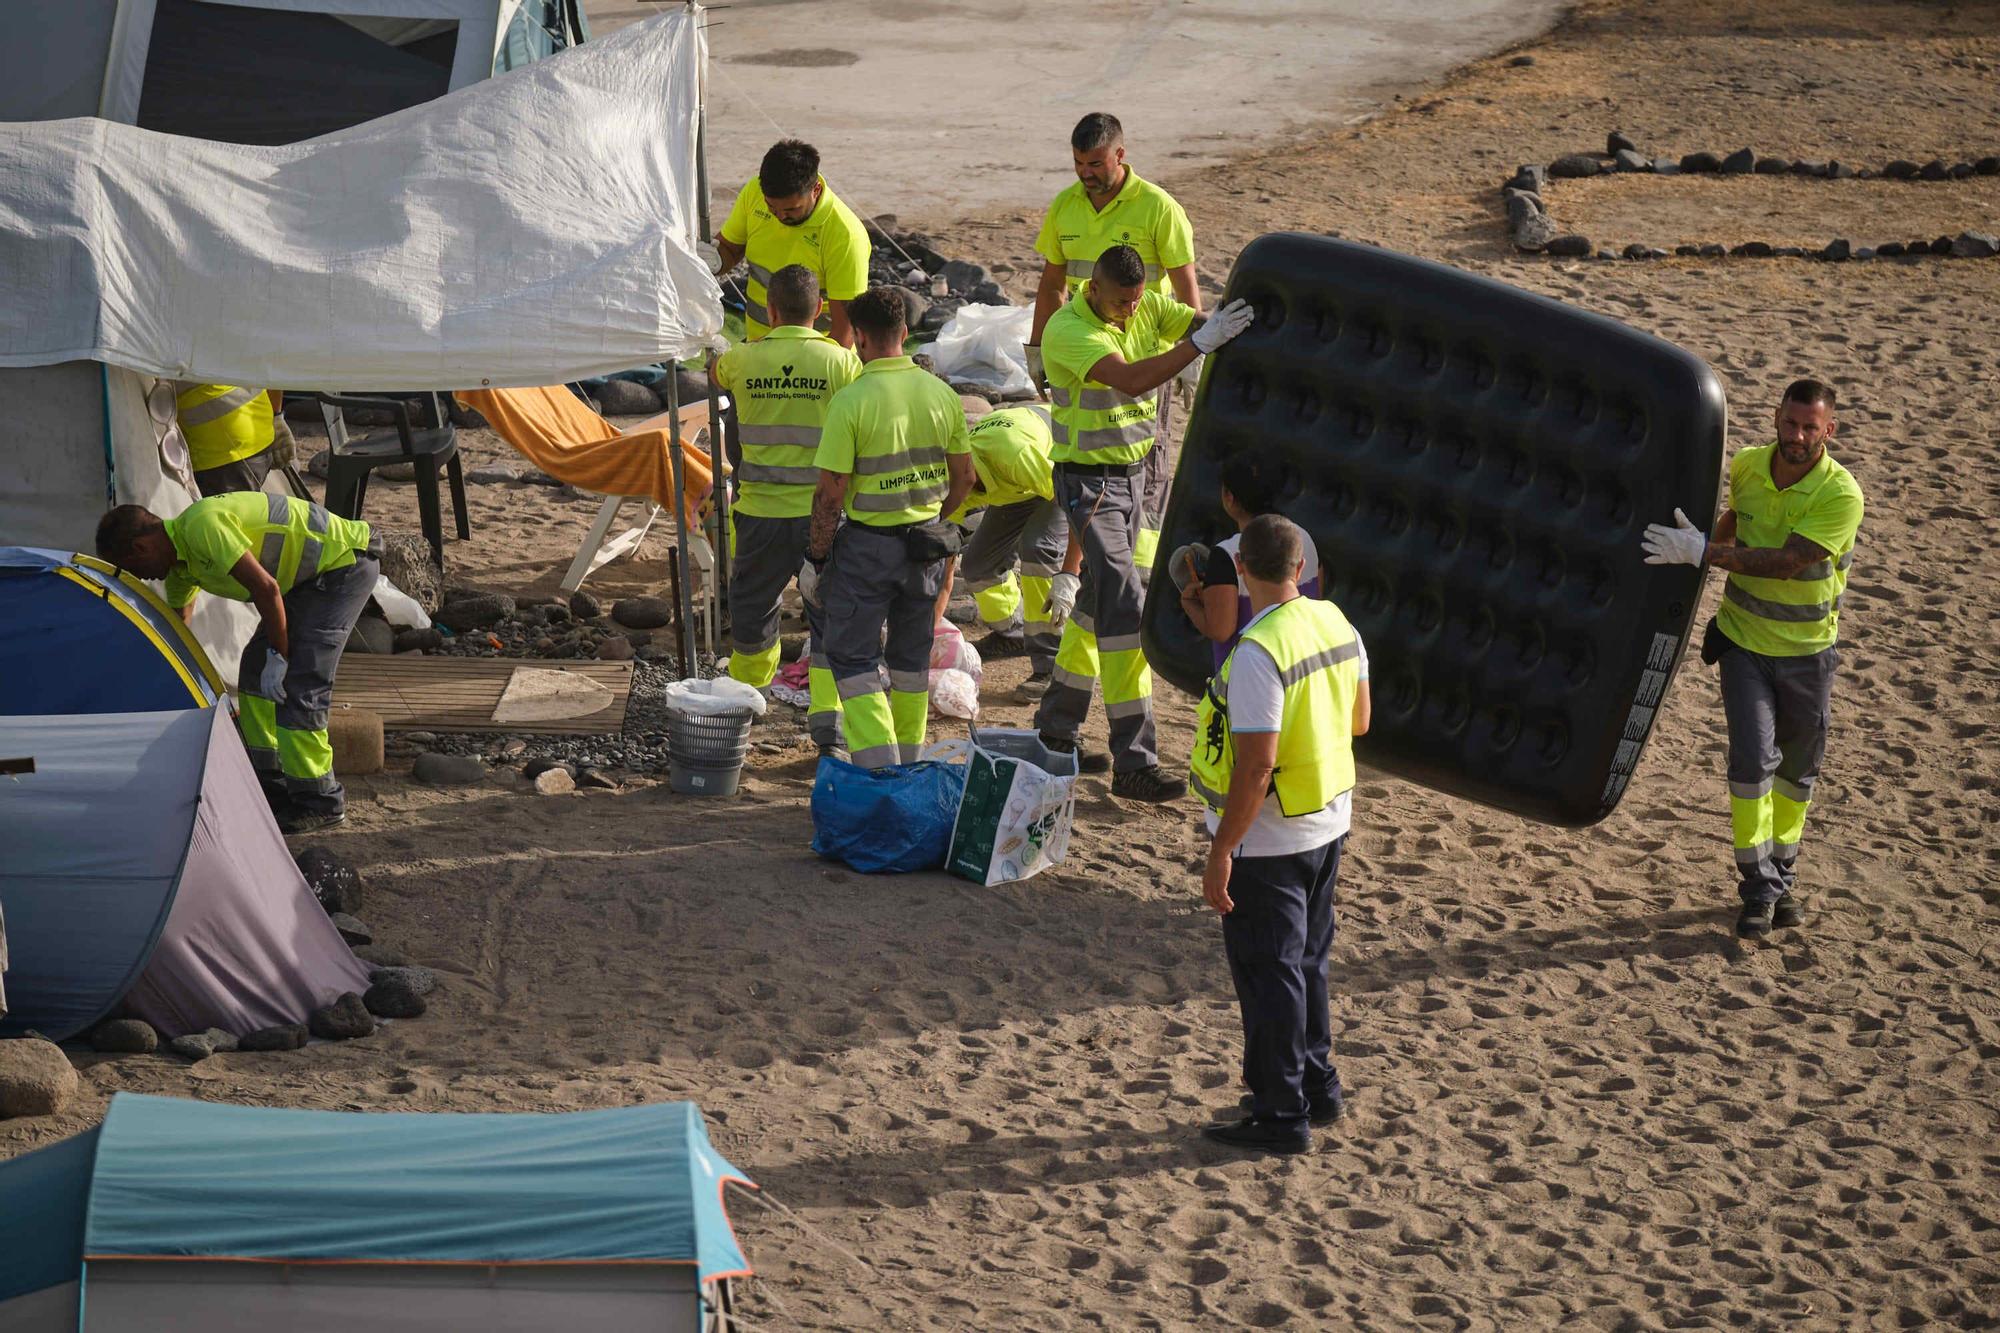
[
  {"xmin": 759, "ymin": 139, "xmax": 819, "ymax": 200},
  {"xmin": 847, "ymin": 287, "xmax": 907, "ymax": 342},
  {"xmin": 1219, "ymin": 445, "xmax": 1301, "ymax": 517},
  {"xmin": 767, "ymin": 264, "xmax": 822, "ymax": 324},
  {"xmin": 1094, "ymin": 243, "xmax": 1146, "ymax": 288},
  {"xmin": 96, "ymin": 504, "xmax": 162, "ymax": 562},
  {"xmin": 1237, "ymin": 513, "xmax": 1305, "ymax": 584},
  {"xmin": 1071, "ymin": 112, "xmax": 1123, "ymax": 153},
  {"xmin": 1782, "ymin": 378, "xmax": 1836, "ymax": 411}
]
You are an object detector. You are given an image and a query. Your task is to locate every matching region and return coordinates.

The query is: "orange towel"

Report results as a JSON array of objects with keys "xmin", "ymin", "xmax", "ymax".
[{"xmin": 454, "ymin": 385, "xmax": 724, "ymax": 514}]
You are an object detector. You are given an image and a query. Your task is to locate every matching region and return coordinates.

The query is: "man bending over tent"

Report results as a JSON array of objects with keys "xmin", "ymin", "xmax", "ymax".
[{"xmin": 96, "ymin": 495, "xmax": 379, "ymax": 835}]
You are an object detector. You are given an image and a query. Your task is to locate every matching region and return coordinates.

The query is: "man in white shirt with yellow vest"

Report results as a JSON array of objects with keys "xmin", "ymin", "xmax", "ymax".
[
  {"xmin": 715, "ymin": 140, "xmax": 871, "ymax": 348},
  {"xmin": 1033, "ymin": 243, "xmax": 1251, "ymax": 800},
  {"xmin": 1192, "ymin": 515, "xmax": 1370, "ymax": 1155},
  {"xmin": 713, "ymin": 265, "xmax": 862, "ymax": 752},
  {"xmin": 1028, "ymin": 112, "xmax": 1201, "ymax": 574},
  {"xmin": 1641, "ymin": 378, "xmax": 1864, "ymax": 939},
  {"xmin": 803, "ymin": 289, "xmax": 976, "ymax": 769}
]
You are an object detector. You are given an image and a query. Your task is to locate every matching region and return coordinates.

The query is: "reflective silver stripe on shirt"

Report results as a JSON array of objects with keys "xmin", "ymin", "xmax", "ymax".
[
  {"xmin": 1048, "ymin": 385, "xmax": 1139, "ymax": 411},
  {"xmin": 1724, "ymin": 581, "xmax": 1835, "ymax": 623},
  {"xmin": 1276, "ymin": 640, "xmax": 1362, "ymax": 688},
  {"xmin": 1068, "ymin": 419, "xmax": 1157, "ymax": 453},
  {"xmin": 1792, "ymin": 548, "xmax": 1856, "ymax": 581},
  {"xmin": 739, "ymin": 423, "xmax": 824, "ymax": 447},
  {"xmin": 738, "ymin": 462, "xmax": 821, "ymax": 486},
  {"xmin": 257, "ymin": 493, "xmax": 289, "ymax": 575},
  {"xmin": 852, "ymin": 485, "xmax": 947, "ymax": 511},
  {"xmin": 1064, "ymin": 258, "xmax": 1164, "ymax": 282},
  {"xmin": 176, "ymin": 385, "xmax": 262, "ymax": 427},
  {"xmin": 745, "ymin": 260, "xmax": 775, "ymax": 287},
  {"xmin": 854, "ymin": 447, "xmax": 947, "ymax": 475}
]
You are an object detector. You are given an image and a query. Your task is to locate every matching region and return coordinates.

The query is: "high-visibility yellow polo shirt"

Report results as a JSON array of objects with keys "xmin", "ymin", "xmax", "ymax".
[
  {"xmin": 1716, "ymin": 443, "xmax": 1864, "ymax": 657},
  {"xmin": 814, "ymin": 357, "xmax": 971, "ymax": 527},
  {"xmin": 1034, "ymin": 166, "xmax": 1195, "ymax": 299},
  {"xmin": 953, "ymin": 405, "xmax": 1055, "ymax": 520},
  {"xmin": 1042, "ymin": 287, "xmax": 1196, "ymax": 466},
  {"xmin": 174, "ymin": 383, "xmax": 274, "ymax": 471},
  {"xmin": 162, "ymin": 492, "xmax": 371, "ymax": 607},
  {"xmin": 720, "ymin": 175, "xmax": 871, "ymax": 339},
  {"xmin": 713, "ymin": 325, "xmax": 862, "ymax": 519}
]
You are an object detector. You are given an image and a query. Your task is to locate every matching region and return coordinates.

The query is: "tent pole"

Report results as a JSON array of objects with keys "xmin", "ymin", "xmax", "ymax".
[
  {"xmin": 665, "ymin": 374, "xmax": 698, "ymax": 677},
  {"xmin": 693, "ymin": 1, "xmax": 732, "ymax": 615}
]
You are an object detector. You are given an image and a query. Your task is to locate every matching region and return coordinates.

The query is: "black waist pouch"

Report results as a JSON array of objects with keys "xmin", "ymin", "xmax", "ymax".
[
  {"xmin": 1699, "ymin": 614, "xmax": 1735, "ymax": 666},
  {"xmin": 901, "ymin": 520, "xmax": 965, "ymax": 563}
]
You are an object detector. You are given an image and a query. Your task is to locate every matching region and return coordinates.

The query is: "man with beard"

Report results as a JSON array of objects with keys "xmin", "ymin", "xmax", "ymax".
[{"xmin": 716, "ymin": 139, "xmax": 871, "ymax": 346}]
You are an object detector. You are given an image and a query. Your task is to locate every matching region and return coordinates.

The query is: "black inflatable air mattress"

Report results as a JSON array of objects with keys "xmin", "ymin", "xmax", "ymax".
[{"xmin": 1146, "ymin": 234, "xmax": 1725, "ymax": 826}]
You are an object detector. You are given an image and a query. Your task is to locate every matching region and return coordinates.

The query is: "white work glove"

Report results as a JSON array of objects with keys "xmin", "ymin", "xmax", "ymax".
[
  {"xmin": 1024, "ymin": 343, "xmax": 1046, "ymax": 394},
  {"xmin": 1174, "ymin": 353, "xmax": 1203, "ymax": 413},
  {"xmin": 1640, "ymin": 508, "xmax": 1708, "ymax": 567},
  {"xmin": 1190, "ymin": 298, "xmax": 1254, "ymax": 354},
  {"xmin": 696, "ymin": 241, "xmax": 724, "ymax": 277},
  {"xmin": 798, "ymin": 559, "xmax": 822, "ymax": 607},
  {"xmin": 1046, "ymin": 571, "xmax": 1080, "ymax": 628},
  {"xmin": 259, "ymin": 649, "xmax": 289, "ymax": 703}
]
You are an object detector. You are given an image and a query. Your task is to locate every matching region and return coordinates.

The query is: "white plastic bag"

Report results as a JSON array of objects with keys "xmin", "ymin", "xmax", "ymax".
[
  {"xmin": 370, "ymin": 575, "xmax": 432, "ymax": 629},
  {"xmin": 929, "ymin": 619, "xmax": 984, "ymax": 684},
  {"xmin": 922, "ymin": 305, "xmax": 1034, "ymax": 396},
  {"xmin": 929, "ymin": 668, "xmax": 980, "ymax": 719},
  {"xmin": 665, "ymin": 676, "xmax": 768, "ymax": 716}
]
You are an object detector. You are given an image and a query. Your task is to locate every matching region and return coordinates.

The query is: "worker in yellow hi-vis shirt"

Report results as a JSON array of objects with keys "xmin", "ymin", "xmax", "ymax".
[
  {"xmin": 1034, "ymin": 244, "xmax": 1251, "ymax": 802},
  {"xmin": 715, "ymin": 140, "xmax": 871, "ymax": 347},
  {"xmin": 1027, "ymin": 112, "xmax": 1201, "ymax": 574},
  {"xmin": 712, "ymin": 265, "xmax": 861, "ymax": 753},
  {"xmin": 953, "ymin": 404, "xmax": 1066, "ymax": 691},
  {"xmin": 95, "ymin": 493, "xmax": 379, "ymax": 836},
  {"xmin": 173, "ymin": 383, "xmax": 296, "ymax": 496},
  {"xmin": 1640, "ymin": 378, "xmax": 1864, "ymax": 940},
  {"xmin": 802, "ymin": 289, "xmax": 975, "ymax": 770}
]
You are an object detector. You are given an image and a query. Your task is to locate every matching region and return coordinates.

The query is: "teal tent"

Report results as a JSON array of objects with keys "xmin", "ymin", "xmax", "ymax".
[{"xmin": 0, "ymin": 1093, "xmax": 755, "ymax": 1331}]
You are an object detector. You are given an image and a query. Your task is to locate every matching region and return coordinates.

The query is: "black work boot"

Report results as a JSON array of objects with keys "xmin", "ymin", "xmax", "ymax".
[
  {"xmin": 1771, "ymin": 894, "xmax": 1803, "ymax": 929},
  {"xmin": 978, "ymin": 631, "xmax": 1029, "ymax": 661},
  {"xmin": 1736, "ymin": 899, "xmax": 1775, "ymax": 939},
  {"xmin": 1201, "ymin": 1116, "xmax": 1311, "ymax": 1155},
  {"xmin": 1040, "ymin": 733, "xmax": 1110, "ymax": 775},
  {"xmin": 280, "ymin": 807, "xmax": 346, "ymax": 836},
  {"xmin": 1110, "ymin": 766, "xmax": 1187, "ymax": 803}
]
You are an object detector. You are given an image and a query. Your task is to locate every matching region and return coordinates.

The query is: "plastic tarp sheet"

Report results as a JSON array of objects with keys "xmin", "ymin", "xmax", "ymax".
[
  {"xmin": 0, "ymin": 11, "xmax": 721, "ymax": 390},
  {"xmin": 84, "ymin": 1094, "xmax": 755, "ymax": 1284}
]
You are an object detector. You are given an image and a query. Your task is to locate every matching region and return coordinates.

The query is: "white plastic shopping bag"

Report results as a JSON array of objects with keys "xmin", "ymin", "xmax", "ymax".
[
  {"xmin": 945, "ymin": 727, "xmax": 1079, "ymax": 886},
  {"xmin": 922, "ymin": 306, "xmax": 1034, "ymax": 397}
]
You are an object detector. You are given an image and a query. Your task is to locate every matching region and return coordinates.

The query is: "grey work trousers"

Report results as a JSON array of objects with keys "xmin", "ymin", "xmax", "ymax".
[
  {"xmin": 729, "ymin": 512, "xmax": 834, "ymax": 746},
  {"xmin": 1720, "ymin": 642, "xmax": 1838, "ymax": 905},
  {"xmin": 821, "ymin": 522, "xmax": 945, "ymax": 768},
  {"xmin": 1139, "ymin": 385, "xmax": 1177, "ymax": 566},
  {"xmin": 1033, "ymin": 466, "xmax": 1156, "ymax": 772},
  {"xmin": 958, "ymin": 497, "xmax": 1068, "ymax": 674}
]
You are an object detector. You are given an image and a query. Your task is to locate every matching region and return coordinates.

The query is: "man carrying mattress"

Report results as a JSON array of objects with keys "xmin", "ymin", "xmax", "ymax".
[
  {"xmin": 1032, "ymin": 243, "xmax": 1251, "ymax": 801},
  {"xmin": 953, "ymin": 403, "xmax": 1067, "ymax": 694},
  {"xmin": 95, "ymin": 494, "xmax": 379, "ymax": 835},
  {"xmin": 713, "ymin": 264, "xmax": 861, "ymax": 752}
]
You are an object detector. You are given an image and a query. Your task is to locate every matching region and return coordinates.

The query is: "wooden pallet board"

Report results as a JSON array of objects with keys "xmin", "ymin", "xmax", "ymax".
[{"xmin": 332, "ymin": 655, "xmax": 634, "ymax": 735}]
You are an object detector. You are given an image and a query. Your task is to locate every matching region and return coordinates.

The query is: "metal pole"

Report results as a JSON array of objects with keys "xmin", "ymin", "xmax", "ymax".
[
  {"xmin": 693, "ymin": 10, "xmax": 732, "ymax": 610},
  {"xmin": 664, "ymin": 373, "xmax": 698, "ymax": 676}
]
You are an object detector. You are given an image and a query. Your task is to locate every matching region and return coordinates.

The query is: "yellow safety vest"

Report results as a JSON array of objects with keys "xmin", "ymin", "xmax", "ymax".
[
  {"xmin": 815, "ymin": 357, "xmax": 970, "ymax": 527},
  {"xmin": 955, "ymin": 404, "xmax": 1055, "ymax": 519},
  {"xmin": 1042, "ymin": 288, "xmax": 1194, "ymax": 466},
  {"xmin": 175, "ymin": 384, "xmax": 274, "ymax": 471},
  {"xmin": 714, "ymin": 326, "xmax": 861, "ymax": 519},
  {"xmin": 162, "ymin": 492, "xmax": 372, "ymax": 608},
  {"xmin": 1190, "ymin": 598, "xmax": 1361, "ymax": 818},
  {"xmin": 1715, "ymin": 443, "xmax": 1863, "ymax": 657}
]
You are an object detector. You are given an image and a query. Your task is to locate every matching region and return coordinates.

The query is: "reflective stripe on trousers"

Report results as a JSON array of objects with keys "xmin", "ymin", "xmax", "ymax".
[{"xmin": 1720, "ymin": 642, "xmax": 1836, "ymax": 905}]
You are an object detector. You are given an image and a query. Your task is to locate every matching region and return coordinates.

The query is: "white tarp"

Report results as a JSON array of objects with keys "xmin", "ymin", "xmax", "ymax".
[{"xmin": 0, "ymin": 11, "xmax": 721, "ymax": 390}]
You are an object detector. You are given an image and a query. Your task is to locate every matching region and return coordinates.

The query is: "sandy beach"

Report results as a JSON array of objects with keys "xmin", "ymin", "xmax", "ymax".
[{"xmin": 7, "ymin": 0, "xmax": 1999, "ymax": 1328}]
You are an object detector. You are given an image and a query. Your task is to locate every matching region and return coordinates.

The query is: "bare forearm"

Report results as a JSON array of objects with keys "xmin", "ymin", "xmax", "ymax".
[
  {"xmin": 1706, "ymin": 543, "xmax": 1819, "ymax": 579},
  {"xmin": 1029, "ymin": 263, "xmax": 1068, "ymax": 344},
  {"xmin": 1093, "ymin": 342, "xmax": 1201, "ymax": 397},
  {"xmin": 256, "ymin": 588, "xmax": 289, "ymax": 656},
  {"xmin": 1210, "ymin": 762, "xmax": 1273, "ymax": 859},
  {"xmin": 828, "ymin": 301, "xmax": 854, "ymax": 349},
  {"xmin": 714, "ymin": 236, "xmax": 744, "ymax": 271},
  {"xmin": 1167, "ymin": 264, "xmax": 1201, "ymax": 313},
  {"xmin": 1061, "ymin": 527, "xmax": 1083, "ymax": 577},
  {"xmin": 808, "ymin": 475, "xmax": 846, "ymax": 560}
]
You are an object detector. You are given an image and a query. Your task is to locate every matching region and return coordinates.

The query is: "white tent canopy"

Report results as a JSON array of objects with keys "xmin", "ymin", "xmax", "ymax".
[{"xmin": 0, "ymin": 11, "xmax": 720, "ymax": 392}]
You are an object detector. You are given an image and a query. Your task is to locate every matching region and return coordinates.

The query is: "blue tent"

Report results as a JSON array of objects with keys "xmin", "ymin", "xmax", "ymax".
[
  {"xmin": 0, "ymin": 1093, "xmax": 755, "ymax": 1331},
  {"xmin": 0, "ymin": 548, "xmax": 223, "ymax": 715}
]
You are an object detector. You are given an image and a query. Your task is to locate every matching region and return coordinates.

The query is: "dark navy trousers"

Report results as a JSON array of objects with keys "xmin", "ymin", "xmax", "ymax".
[{"xmin": 1222, "ymin": 835, "xmax": 1344, "ymax": 1128}]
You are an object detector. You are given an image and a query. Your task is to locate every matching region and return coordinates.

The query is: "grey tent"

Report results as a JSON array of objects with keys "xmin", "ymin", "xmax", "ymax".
[{"xmin": 0, "ymin": 707, "xmax": 370, "ymax": 1041}]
